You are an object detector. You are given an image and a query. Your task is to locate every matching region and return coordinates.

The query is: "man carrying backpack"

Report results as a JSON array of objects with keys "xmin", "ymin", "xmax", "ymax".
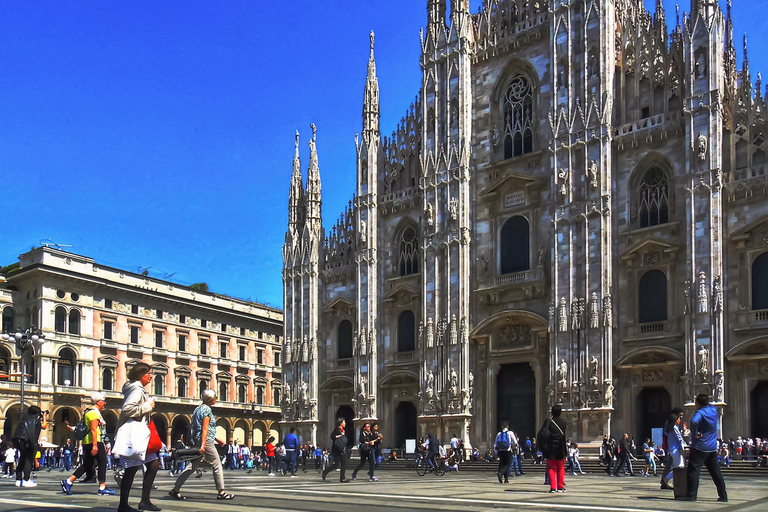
[
  {"xmin": 537, "ymin": 404, "xmax": 567, "ymax": 493},
  {"xmin": 494, "ymin": 422, "xmax": 514, "ymax": 484}
]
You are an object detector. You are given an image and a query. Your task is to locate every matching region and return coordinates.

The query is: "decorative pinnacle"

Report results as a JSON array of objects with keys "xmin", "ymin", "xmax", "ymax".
[
  {"xmin": 370, "ymin": 30, "xmax": 374, "ymax": 52},
  {"xmin": 295, "ymin": 131, "xmax": 299, "ymax": 151},
  {"xmin": 311, "ymin": 123, "xmax": 317, "ymax": 142}
]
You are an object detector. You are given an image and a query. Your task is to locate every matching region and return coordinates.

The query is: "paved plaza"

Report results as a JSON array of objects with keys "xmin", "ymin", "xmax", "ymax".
[{"xmin": 0, "ymin": 467, "xmax": 766, "ymax": 512}]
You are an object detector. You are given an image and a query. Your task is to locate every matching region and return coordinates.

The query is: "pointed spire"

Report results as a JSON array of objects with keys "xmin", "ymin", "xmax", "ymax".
[
  {"xmin": 655, "ymin": 0, "xmax": 665, "ymax": 25},
  {"xmin": 288, "ymin": 130, "xmax": 304, "ymax": 232},
  {"xmin": 305, "ymin": 124, "xmax": 322, "ymax": 224},
  {"xmin": 362, "ymin": 30, "xmax": 380, "ymax": 140},
  {"xmin": 743, "ymin": 34, "xmax": 750, "ymax": 78}
]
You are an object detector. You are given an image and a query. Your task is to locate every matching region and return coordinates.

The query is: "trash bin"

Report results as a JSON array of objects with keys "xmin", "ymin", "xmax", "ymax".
[{"xmin": 673, "ymin": 467, "xmax": 688, "ymax": 499}]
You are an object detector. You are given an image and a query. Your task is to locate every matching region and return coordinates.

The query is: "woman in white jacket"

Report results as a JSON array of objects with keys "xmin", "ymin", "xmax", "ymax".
[{"xmin": 116, "ymin": 362, "xmax": 159, "ymax": 512}]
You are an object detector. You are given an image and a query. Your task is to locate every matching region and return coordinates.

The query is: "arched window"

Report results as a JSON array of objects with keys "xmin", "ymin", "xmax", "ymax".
[
  {"xmin": 238, "ymin": 384, "xmax": 247, "ymax": 403},
  {"xmin": 154, "ymin": 375, "xmax": 165, "ymax": 396},
  {"xmin": 638, "ymin": 167, "xmax": 669, "ymax": 228},
  {"xmin": 397, "ymin": 310, "xmax": 416, "ymax": 352},
  {"xmin": 256, "ymin": 387, "xmax": 264, "ymax": 404},
  {"xmin": 102, "ymin": 368, "xmax": 113, "ymax": 391},
  {"xmin": 503, "ymin": 73, "xmax": 534, "ymax": 159},
  {"xmin": 500, "ymin": 216, "xmax": 530, "ymax": 274},
  {"xmin": 273, "ymin": 388, "xmax": 281, "ymax": 405},
  {"xmin": 55, "ymin": 307, "xmax": 67, "ymax": 332},
  {"xmin": 0, "ymin": 345, "xmax": 11, "ymax": 376},
  {"xmin": 219, "ymin": 381, "xmax": 228, "ymax": 402},
  {"xmin": 68, "ymin": 310, "xmax": 80, "ymax": 335},
  {"xmin": 58, "ymin": 348, "xmax": 76, "ymax": 386},
  {"xmin": 338, "ymin": 320, "xmax": 353, "ymax": 360},
  {"xmin": 1, "ymin": 308, "xmax": 14, "ymax": 332},
  {"xmin": 177, "ymin": 377, "xmax": 187, "ymax": 398},
  {"xmin": 752, "ymin": 252, "xmax": 768, "ymax": 310},
  {"xmin": 398, "ymin": 227, "xmax": 419, "ymax": 276},
  {"xmin": 638, "ymin": 270, "xmax": 667, "ymax": 323},
  {"xmin": 199, "ymin": 379, "xmax": 208, "ymax": 398}
]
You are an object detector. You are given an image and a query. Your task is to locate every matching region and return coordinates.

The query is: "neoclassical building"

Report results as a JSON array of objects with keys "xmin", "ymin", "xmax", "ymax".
[
  {"xmin": 0, "ymin": 247, "xmax": 283, "ymax": 448},
  {"xmin": 282, "ymin": 0, "xmax": 768, "ymax": 449}
]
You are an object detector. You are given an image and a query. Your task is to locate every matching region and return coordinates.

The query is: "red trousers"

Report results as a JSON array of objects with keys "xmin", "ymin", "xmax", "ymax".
[{"xmin": 546, "ymin": 458, "xmax": 565, "ymax": 490}]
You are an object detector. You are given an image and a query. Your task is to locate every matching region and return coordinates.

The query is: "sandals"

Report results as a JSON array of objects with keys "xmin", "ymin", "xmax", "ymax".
[
  {"xmin": 168, "ymin": 490, "xmax": 187, "ymax": 500},
  {"xmin": 217, "ymin": 492, "xmax": 235, "ymax": 500}
]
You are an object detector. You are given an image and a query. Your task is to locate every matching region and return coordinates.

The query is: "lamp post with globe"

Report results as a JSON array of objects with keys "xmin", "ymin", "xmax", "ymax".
[{"xmin": 1, "ymin": 325, "xmax": 45, "ymax": 415}]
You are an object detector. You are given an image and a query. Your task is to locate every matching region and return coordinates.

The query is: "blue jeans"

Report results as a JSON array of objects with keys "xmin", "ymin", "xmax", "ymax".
[{"xmin": 285, "ymin": 450, "xmax": 297, "ymax": 475}]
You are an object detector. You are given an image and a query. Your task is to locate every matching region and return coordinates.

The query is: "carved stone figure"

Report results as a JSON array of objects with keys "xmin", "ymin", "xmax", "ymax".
[
  {"xmin": 450, "ymin": 315, "xmax": 458, "ymax": 345},
  {"xmin": 285, "ymin": 337, "xmax": 292, "ymax": 364},
  {"xmin": 603, "ymin": 294, "xmax": 613, "ymax": 328},
  {"xmin": 604, "ymin": 379, "xmax": 614, "ymax": 407},
  {"xmin": 545, "ymin": 382, "xmax": 555, "ymax": 406},
  {"xmin": 537, "ymin": 245, "xmax": 545, "ymax": 267},
  {"xmin": 448, "ymin": 198, "xmax": 458, "ymax": 221},
  {"xmin": 589, "ymin": 356, "xmax": 599, "ymax": 389},
  {"xmin": 425, "ymin": 203, "xmax": 434, "ymax": 226},
  {"xmin": 309, "ymin": 337, "xmax": 315, "ymax": 361},
  {"xmin": 460, "ymin": 316, "xmax": 469, "ymax": 345},
  {"xmin": 477, "ymin": 255, "xmax": 489, "ymax": 276},
  {"xmin": 697, "ymin": 131, "xmax": 707, "ymax": 161},
  {"xmin": 427, "ymin": 318, "xmax": 434, "ymax": 348},
  {"xmin": 713, "ymin": 275, "xmax": 723, "ymax": 312},
  {"xmin": 492, "ymin": 125, "xmax": 500, "ymax": 149},
  {"xmin": 449, "ymin": 369, "xmax": 458, "ymax": 399},
  {"xmin": 301, "ymin": 336, "xmax": 308, "ymax": 362},
  {"xmin": 680, "ymin": 373, "xmax": 693, "ymax": 402},
  {"xmin": 698, "ymin": 345, "xmax": 709, "ymax": 378},
  {"xmin": 558, "ymin": 168, "xmax": 569, "ymax": 198},
  {"xmin": 425, "ymin": 370, "xmax": 435, "ymax": 399},
  {"xmin": 360, "ymin": 327, "xmax": 367, "ymax": 357},
  {"xmin": 588, "ymin": 160, "xmax": 599, "ymax": 189},
  {"xmin": 548, "ymin": 303, "xmax": 556, "ymax": 332},
  {"xmin": 714, "ymin": 370, "xmax": 724, "ymax": 402},
  {"xmin": 558, "ymin": 359, "xmax": 568, "ymax": 389},
  {"xmin": 695, "ymin": 52, "xmax": 707, "ymax": 79},
  {"xmin": 360, "ymin": 220, "xmax": 367, "ymax": 244}
]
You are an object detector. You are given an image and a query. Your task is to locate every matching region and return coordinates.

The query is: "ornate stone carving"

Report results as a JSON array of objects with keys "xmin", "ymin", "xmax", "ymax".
[
  {"xmin": 548, "ymin": 303, "xmax": 556, "ymax": 332},
  {"xmin": 537, "ymin": 246, "xmax": 546, "ymax": 267},
  {"xmin": 571, "ymin": 298, "xmax": 583, "ymax": 330},
  {"xmin": 679, "ymin": 373, "xmax": 693, "ymax": 402},
  {"xmin": 545, "ymin": 381, "xmax": 555, "ymax": 406},
  {"xmin": 642, "ymin": 252, "xmax": 660, "ymax": 266},
  {"xmin": 360, "ymin": 220, "xmax": 367, "ymax": 245},
  {"xmin": 449, "ymin": 369, "xmax": 459, "ymax": 400},
  {"xmin": 309, "ymin": 337, "xmax": 316, "ymax": 361},
  {"xmin": 450, "ymin": 315, "xmax": 458, "ymax": 345},
  {"xmin": 301, "ymin": 336, "xmax": 309, "ymax": 362},
  {"xmin": 712, "ymin": 275, "xmax": 723, "ymax": 313},
  {"xmin": 492, "ymin": 125, "xmax": 500, "ymax": 149},
  {"xmin": 285, "ymin": 337, "xmax": 292, "ymax": 364},
  {"xmin": 460, "ymin": 316, "xmax": 469, "ymax": 345},
  {"xmin": 558, "ymin": 297, "xmax": 568, "ymax": 332},
  {"xmin": 558, "ymin": 168, "xmax": 569, "ymax": 198},
  {"xmin": 477, "ymin": 255, "xmax": 489, "ymax": 276},
  {"xmin": 642, "ymin": 369, "xmax": 664, "ymax": 381},
  {"xmin": 603, "ymin": 294, "xmax": 613, "ymax": 328},
  {"xmin": 360, "ymin": 327, "xmax": 367, "ymax": 357},
  {"xmin": 590, "ymin": 292, "xmax": 600, "ymax": 329},
  {"xmin": 698, "ymin": 271, "xmax": 709, "ymax": 314},
  {"xmin": 426, "ymin": 318, "xmax": 434, "ymax": 348},
  {"xmin": 497, "ymin": 325, "xmax": 532, "ymax": 348}
]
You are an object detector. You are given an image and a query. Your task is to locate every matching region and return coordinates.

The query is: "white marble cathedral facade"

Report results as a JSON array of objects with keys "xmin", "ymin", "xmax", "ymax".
[{"xmin": 282, "ymin": 0, "xmax": 768, "ymax": 450}]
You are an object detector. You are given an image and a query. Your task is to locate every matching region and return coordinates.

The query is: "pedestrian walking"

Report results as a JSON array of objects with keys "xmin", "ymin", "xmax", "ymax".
[
  {"xmin": 284, "ymin": 427, "xmax": 300, "ymax": 477},
  {"xmin": 371, "ymin": 424, "xmax": 384, "ymax": 468},
  {"xmin": 659, "ymin": 407, "xmax": 683, "ymax": 489},
  {"xmin": 322, "ymin": 418, "xmax": 348, "ymax": 482},
  {"xmin": 168, "ymin": 389, "xmax": 234, "ymax": 502},
  {"xmin": 114, "ymin": 362, "xmax": 160, "ymax": 512},
  {"xmin": 538, "ymin": 404, "xmax": 567, "ymax": 493},
  {"xmin": 265, "ymin": 436, "xmax": 276, "ymax": 476},
  {"xmin": 682, "ymin": 394, "xmax": 727, "ymax": 502},
  {"xmin": 60, "ymin": 392, "xmax": 116, "ymax": 496},
  {"xmin": 4, "ymin": 442, "xmax": 16, "ymax": 478},
  {"xmin": 351, "ymin": 422, "xmax": 376, "ymax": 481},
  {"xmin": 494, "ymin": 422, "xmax": 514, "ymax": 483},
  {"xmin": 613, "ymin": 433, "xmax": 635, "ymax": 476},
  {"xmin": 12, "ymin": 405, "xmax": 48, "ymax": 487}
]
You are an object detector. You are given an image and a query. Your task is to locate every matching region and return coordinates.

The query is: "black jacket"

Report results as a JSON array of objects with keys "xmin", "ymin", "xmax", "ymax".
[
  {"xmin": 13, "ymin": 412, "xmax": 42, "ymax": 448},
  {"xmin": 331, "ymin": 426, "xmax": 347, "ymax": 454},
  {"xmin": 546, "ymin": 417, "xmax": 567, "ymax": 460}
]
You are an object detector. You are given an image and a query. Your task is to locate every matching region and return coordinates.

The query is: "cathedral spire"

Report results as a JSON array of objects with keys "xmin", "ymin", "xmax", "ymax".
[
  {"xmin": 305, "ymin": 124, "xmax": 322, "ymax": 225},
  {"xmin": 288, "ymin": 131, "xmax": 304, "ymax": 232},
  {"xmin": 743, "ymin": 34, "xmax": 750, "ymax": 80},
  {"xmin": 362, "ymin": 30, "xmax": 380, "ymax": 140},
  {"xmin": 724, "ymin": 0, "xmax": 736, "ymax": 82}
]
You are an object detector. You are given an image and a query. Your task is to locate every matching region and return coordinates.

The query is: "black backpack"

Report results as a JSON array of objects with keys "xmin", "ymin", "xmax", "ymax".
[
  {"xmin": 536, "ymin": 419, "xmax": 553, "ymax": 458},
  {"xmin": 73, "ymin": 409, "xmax": 93, "ymax": 441}
]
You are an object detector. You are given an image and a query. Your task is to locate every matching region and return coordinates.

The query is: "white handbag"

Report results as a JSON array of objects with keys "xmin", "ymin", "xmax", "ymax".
[{"xmin": 113, "ymin": 420, "xmax": 151, "ymax": 460}]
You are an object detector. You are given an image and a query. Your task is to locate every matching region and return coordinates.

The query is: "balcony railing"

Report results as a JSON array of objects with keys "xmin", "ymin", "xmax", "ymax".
[
  {"xmin": 754, "ymin": 309, "xmax": 768, "ymax": 322},
  {"xmin": 639, "ymin": 322, "xmax": 665, "ymax": 333},
  {"xmin": 395, "ymin": 351, "xmax": 415, "ymax": 362},
  {"xmin": 494, "ymin": 267, "xmax": 544, "ymax": 287},
  {"xmin": 337, "ymin": 358, "xmax": 351, "ymax": 368}
]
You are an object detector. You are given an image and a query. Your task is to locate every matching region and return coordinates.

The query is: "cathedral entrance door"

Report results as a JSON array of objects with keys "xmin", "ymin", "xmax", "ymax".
[
  {"xmin": 636, "ymin": 387, "xmax": 671, "ymax": 445},
  {"xmin": 751, "ymin": 381, "xmax": 768, "ymax": 437},
  {"xmin": 335, "ymin": 405, "xmax": 355, "ymax": 449},
  {"xmin": 394, "ymin": 401, "xmax": 417, "ymax": 451},
  {"xmin": 497, "ymin": 363, "xmax": 536, "ymax": 439}
]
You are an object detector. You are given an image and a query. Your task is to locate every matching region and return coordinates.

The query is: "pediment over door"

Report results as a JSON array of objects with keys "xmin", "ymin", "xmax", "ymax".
[
  {"xmin": 479, "ymin": 170, "xmax": 544, "ymax": 206},
  {"xmin": 730, "ymin": 214, "xmax": 768, "ymax": 249},
  {"xmin": 620, "ymin": 238, "xmax": 679, "ymax": 267},
  {"xmin": 324, "ymin": 297, "xmax": 355, "ymax": 318},
  {"xmin": 615, "ymin": 347, "xmax": 684, "ymax": 369},
  {"xmin": 383, "ymin": 282, "xmax": 420, "ymax": 305}
]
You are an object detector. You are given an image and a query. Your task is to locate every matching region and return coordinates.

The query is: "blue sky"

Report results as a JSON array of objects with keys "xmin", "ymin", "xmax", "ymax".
[{"xmin": 1, "ymin": 1, "xmax": 765, "ymax": 309}]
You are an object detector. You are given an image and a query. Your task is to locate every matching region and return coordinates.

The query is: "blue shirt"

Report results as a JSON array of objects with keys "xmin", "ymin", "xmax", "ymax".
[
  {"xmin": 284, "ymin": 432, "xmax": 299, "ymax": 451},
  {"xmin": 192, "ymin": 404, "xmax": 217, "ymax": 446},
  {"xmin": 690, "ymin": 404, "xmax": 718, "ymax": 452}
]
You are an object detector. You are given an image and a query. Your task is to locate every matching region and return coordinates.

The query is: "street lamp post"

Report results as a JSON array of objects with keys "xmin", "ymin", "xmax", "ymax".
[{"xmin": 1, "ymin": 325, "xmax": 45, "ymax": 415}]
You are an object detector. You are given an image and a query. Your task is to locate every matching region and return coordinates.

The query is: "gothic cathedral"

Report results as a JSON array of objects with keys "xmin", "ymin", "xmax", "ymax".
[{"xmin": 282, "ymin": 0, "xmax": 768, "ymax": 449}]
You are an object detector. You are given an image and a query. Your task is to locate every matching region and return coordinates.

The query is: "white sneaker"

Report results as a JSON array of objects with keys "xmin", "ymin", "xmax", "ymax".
[
  {"xmin": 15, "ymin": 480, "xmax": 21, "ymax": 487},
  {"xmin": 22, "ymin": 480, "xmax": 37, "ymax": 487},
  {"xmin": 268, "ymin": 473, "xmax": 275, "ymax": 476}
]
